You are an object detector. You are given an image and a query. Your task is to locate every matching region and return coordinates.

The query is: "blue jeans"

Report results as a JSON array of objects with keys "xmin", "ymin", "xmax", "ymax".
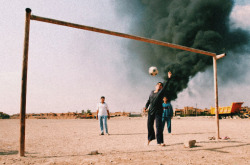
[
  {"xmin": 162, "ymin": 116, "xmax": 171, "ymax": 133},
  {"xmin": 99, "ymin": 115, "xmax": 108, "ymax": 133}
]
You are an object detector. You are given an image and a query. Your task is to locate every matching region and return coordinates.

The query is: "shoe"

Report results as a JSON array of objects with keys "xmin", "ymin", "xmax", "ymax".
[
  {"xmin": 99, "ymin": 132, "xmax": 104, "ymax": 135},
  {"xmin": 208, "ymin": 136, "xmax": 215, "ymax": 140},
  {"xmin": 106, "ymin": 133, "xmax": 110, "ymax": 135}
]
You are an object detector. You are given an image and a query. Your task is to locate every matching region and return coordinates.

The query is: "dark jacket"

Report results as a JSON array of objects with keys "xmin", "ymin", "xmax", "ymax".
[
  {"xmin": 162, "ymin": 102, "xmax": 173, "ymax": 117},
  {"xmin": 145, "ymin": 78, "xmax": 171, "ymax": 115}
]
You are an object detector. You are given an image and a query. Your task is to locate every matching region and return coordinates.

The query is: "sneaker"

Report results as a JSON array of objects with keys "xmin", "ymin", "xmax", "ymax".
[
  {"xmin": 223, "ymin": 136, "xmax": 230, "ymax": 140},
  {"xmin": 106, "ymin": 133, "xmax": 110, "ymax": 136},
  {"xmin": 99, "ymin": 132, "xmax": 104, "ymax": 135}
]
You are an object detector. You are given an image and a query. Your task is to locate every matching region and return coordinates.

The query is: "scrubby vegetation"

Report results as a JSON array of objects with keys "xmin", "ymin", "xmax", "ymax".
[{"xmin": 0, "ymin": 112, "xmax": 10, "ymax": 119}]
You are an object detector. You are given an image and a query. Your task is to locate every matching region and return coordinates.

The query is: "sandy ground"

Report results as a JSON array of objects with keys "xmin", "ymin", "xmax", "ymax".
[{"xmin": 0, "ymin": 117, "xmax": 250, "ymax": 165}]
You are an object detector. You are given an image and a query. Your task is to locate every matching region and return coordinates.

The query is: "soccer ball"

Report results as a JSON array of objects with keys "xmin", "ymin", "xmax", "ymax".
[{"xmin": 149, "ymin": 66, "xmax": 158, "ymax": 76}]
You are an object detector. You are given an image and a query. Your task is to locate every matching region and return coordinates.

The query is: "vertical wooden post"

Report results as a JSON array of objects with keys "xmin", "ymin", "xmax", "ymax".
[
  {"xmin": 213, "ymin": 57, "xmax": 220, "ymax": 140},
  {"xmin": 20, "ymin": 8, "xmax": 31, "ymax": 157}
]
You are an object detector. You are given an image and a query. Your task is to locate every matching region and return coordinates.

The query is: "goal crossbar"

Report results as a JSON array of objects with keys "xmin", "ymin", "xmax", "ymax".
[{"xmin": 30, "ymin": 14, "xmax": 216, "ymax": 57}]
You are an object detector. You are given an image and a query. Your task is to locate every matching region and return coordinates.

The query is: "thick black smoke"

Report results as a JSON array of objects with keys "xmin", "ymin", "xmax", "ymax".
[{"xmin": 116, "ymin": 0, "xmax": 250, "ymax": 101}]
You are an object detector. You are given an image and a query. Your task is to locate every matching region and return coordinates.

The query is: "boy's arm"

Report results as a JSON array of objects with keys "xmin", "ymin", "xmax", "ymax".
[
  {"xmin": 96, "ymin": 110, "xmax": 99, "ymax": 120},
  {"xmin": 107, "ymin": 110, "xmax": 110, "ymax": 119},
  {"xmin": 96, "ymin": 103, "xmax": 99, "ymax": 120},
  {"xmin": 144, "ymin": 97, "xmax": 150, "ymax": 112},
  {"xmin": 170, "ymin": 104, "xmax": 173, "ymax": 118},
  {"xmin": 158, "ymin": 72, "xmax": 172, "ymax": 96},
  {"xmin": 106, "ymin": 104, "xmax": 110, "ymax": 119}
]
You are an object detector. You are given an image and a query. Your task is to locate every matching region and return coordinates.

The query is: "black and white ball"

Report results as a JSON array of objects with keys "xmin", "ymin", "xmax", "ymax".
[{"xmin": 149, "ymin": 66, "xmax": 158, "ymax": 76}]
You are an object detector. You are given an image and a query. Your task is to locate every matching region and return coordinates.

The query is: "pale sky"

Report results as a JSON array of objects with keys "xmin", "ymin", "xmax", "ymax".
[{"xmin": 1, "ymin": 0, "xmax": 250, "ymax": 115}]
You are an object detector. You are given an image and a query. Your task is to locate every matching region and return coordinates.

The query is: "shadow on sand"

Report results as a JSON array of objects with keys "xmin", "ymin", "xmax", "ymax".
[
  {"xmin": 191, "ymin": 141, "xmax": 250, "ymax": 153},
  {"xmin": 0, "ymin": 150, "xmax": 18, "ymax": 155},
  {"xmin": 171, "ymin": 132, "xmax": 215, "ymax": 136},
  {"xmin": 109, "ymin": 133, "xmax": 147, "ymax": 136},
  {"xmin": 21, "ymin": 140, "xmax": 250, "ymax": 158}
]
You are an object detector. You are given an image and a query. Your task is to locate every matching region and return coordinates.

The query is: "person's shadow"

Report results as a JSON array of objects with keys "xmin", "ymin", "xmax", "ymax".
[{"xmin": 0, "ymin": 150, "xmax": 18, "ymax": 155}]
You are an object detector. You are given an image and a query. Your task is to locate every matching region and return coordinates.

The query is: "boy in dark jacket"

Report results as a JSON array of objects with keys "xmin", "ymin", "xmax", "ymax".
[
  {"xmin": 144, "ymin": 71, "xmax": 172, "ymax": 146},
  {"xmin": 162, "ymin": 96, "xmax": 173, "ymax": 134}
]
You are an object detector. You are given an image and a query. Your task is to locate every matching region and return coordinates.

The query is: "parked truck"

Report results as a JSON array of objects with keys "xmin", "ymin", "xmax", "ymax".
[{"xmin": 211, "ymin": 102, "xmax": 244, "ymax": 119}]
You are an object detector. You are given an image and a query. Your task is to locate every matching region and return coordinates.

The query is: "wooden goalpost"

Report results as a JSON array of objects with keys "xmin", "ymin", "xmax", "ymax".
[{"xmin": 20, "ymin": 8, "xmax": 226, "ymax": 156}]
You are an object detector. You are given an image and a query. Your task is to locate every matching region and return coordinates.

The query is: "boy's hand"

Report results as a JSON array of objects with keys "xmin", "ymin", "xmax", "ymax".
[
  {"xmin": 108, "ymin": 115, "xmax": 110, "ymax": 119},
  {"xmin": 143, "ymin": 108, "xmax": 148, "ymax": 113},
  {"xmin": 96, "ymin": 116, "xmax": 98, "ymax": 120},
  {"xmin": 168, "ymin": 71, "xmax": 172, "ymax": 78}
]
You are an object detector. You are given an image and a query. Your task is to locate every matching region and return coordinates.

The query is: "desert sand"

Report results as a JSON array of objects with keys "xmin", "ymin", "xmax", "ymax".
[{"xmin": 1, "ymin": 117, "xmax": 250, "ymax": 165}]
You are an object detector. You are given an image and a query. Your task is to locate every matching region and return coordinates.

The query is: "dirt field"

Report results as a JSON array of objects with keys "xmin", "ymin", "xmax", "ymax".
[{"xmin": 1, "ymin": 117, "xmax": 250, "ymax": 165}]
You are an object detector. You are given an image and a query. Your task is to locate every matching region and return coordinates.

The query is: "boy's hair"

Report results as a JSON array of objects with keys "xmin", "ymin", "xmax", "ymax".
[
  {"xmin": 157, "ymin": 82, "xmax": 163, "ymax": 86},
  {"xmin": 100, "ymin": 96, "xmax": 105, "ymax": 99}
]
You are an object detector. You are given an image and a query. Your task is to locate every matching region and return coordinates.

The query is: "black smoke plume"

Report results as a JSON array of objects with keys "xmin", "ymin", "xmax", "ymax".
[{"xmin": 116, "ymin": 0, "xmax": 250, "ymax": 101}]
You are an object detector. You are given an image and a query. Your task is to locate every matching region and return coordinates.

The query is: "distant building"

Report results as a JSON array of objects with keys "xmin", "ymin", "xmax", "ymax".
[
  {"xmin": 174, "ymin": 107, "xmax": 212, "ymax": 116},
  {"xmin": 174, "ymin": 108, "xmax": 183, "ymax": 116}
]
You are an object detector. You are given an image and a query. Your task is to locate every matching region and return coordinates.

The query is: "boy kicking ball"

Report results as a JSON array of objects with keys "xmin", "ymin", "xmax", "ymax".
[{"xmin": 144, "ymin": 71, "xmax": 172, "ymax": 146}]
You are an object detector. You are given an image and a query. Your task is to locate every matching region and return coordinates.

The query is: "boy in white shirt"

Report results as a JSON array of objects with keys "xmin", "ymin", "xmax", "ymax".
[{"xmin": 96, "ymin": 96, "xmax": 110, "ymax": 135}]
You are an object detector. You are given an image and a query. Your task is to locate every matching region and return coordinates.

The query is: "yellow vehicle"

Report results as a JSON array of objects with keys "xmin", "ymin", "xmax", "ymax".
[
  {"xmin": 78, "ymin": 113, "xmax": 95, "ymax": 119},
  {"xmin": 86, "ymin": 113, "xmax": 95, "ymax": 119},
  {"xmin": 243, "ymin": 113, "xmax": 249, "ymax": 118},
  {"xmin": 211, "ymin": 102, "xmax": 244, "ymax": 118}
]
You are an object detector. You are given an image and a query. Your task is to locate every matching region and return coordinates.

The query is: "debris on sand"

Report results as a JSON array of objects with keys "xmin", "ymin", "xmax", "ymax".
[{"xmin": 184, "ymin": 140, "xmax": 196, "ymax": 148}]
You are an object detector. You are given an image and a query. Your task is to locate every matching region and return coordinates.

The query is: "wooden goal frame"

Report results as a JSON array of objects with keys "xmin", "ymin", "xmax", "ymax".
[{"xmin": 19, "ymin": 8, "xmax": 225, "ymax": 156}]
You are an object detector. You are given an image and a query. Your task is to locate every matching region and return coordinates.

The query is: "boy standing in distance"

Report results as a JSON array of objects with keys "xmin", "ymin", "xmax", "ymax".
[
  {"xmin": 96, "ymin": 96, "xmax": 110, "ymax": 135},
  {"xmin": 144, "ymin": 71, "xmax": 172, "ymax": 146},
  {"xmin": 162, "ymin": 96, "xmax": 173, "ymax": 134}
]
